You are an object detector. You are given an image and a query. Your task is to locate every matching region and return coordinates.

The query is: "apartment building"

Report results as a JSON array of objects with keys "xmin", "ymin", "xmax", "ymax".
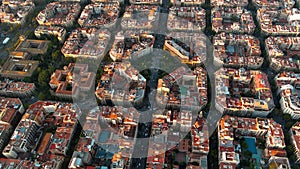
[
  {"xmin": 61, "ymin": 28, "xmax": 110, "ymax": 59},
  {"xmin": 36, "ymin": 2, "xmax": 81, "ymax": 27},
  {"xmin": 110, "ymin": 31, "xmax": 155, "ymax": 61},
  {"xmin": 265, "ymin": 36, "xmax": 300, "ymax": 72},
  {"xmin": 275, "ymin": 71, "xmax": 300, "ymax": 119},
  {"xmin": 78, "ymin": 2, "xmax": 119, "ymax": 28},
  {"xmin": 0, "ymin": 0, "xmax": 34, "ymax": 25},
  {"xmin": 164, "ymin": 32, "xmax": 207, "ymax": 64},
  {"xmin": 49, "ymin": 63, "xmax": 96, "ymax": 99},
  {"xmin": 0, "ymin": 80, "xmax": 35, "ymax": 97},
  {"xmin": 168, "ymin": 6, "xmax": 206, "ymax": 31},
  {"xmin": 95, "ymin": 62, "xmax": 146, "ymax": 106},
  {"xmin": 213, "ymin": 32, "xmax": 263, "ymax": 68},
  {"xmin": 215, "ymin": 68, "xmax": 274, "ymax": 117},
  {"xmin": 212, "ymin": 7, "xmax": 255, "ymax": 34}
]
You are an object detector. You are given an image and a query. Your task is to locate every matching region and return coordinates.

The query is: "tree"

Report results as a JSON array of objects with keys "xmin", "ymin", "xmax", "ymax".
[
  {"xmin": 287, "ymin": 145, "xmax": 294, "ymax": 154},
  {"xmin": 23, "ymin": 77, "xmax": 32, "ymax": 83},
  {"xmin": 48, "ymin": 65, "xmax": 55, "ymax": 74},
  {"xmin": 272, "ymin": 108, "xmax": 283, "ymax": 116},
  {"xmin": 231, "ymin": 15, "xmax": 240, "ymax": 22},
  {"xmin": 38, "ymin": 92, "xmax": 46, "ymax": 100},
  {"xmin": 179, "ymin": 162, "xmax": 187, "ymax": 167},
  {"xmin": 38, "ymin": 70, "xmax": 50, "ymax": 87},
  {"xmin": 240, "ymin": 139, "xmax": 248, "ymax": 150},
  {"xmin": 244, "ymin": 150, "xmax": 252, "ymax": 159},
  {"xmin": 52, "ymin": 50, "xmax": 61, "ymax": 61},
  {"xmin": 284, "ymin": 114, "xmax": 292, "ymax": 121},
  {"xmin": 257, "ymin": 138, "xmax": 266, "ymax": 150}
]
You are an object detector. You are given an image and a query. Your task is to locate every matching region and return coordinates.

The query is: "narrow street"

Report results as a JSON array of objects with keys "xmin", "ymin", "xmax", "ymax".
[{"xmin": 130, "ymin": 1, "xmax": 170, "ymax": 168}]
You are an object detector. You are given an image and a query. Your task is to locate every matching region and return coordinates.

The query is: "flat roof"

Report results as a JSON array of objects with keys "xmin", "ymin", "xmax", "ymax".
[
  {"xmin": 99, "ymin": 130, "xmax": 110, "ymax": 143},
  {"xmin": 37, "ymin": 133, "xmax": 52, "ymax": 155}
]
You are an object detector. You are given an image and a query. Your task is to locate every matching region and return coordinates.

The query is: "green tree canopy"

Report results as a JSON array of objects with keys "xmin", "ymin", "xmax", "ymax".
[{"xmin": 38, "ymin": 70, "xmax": 50, "ymax": 87}]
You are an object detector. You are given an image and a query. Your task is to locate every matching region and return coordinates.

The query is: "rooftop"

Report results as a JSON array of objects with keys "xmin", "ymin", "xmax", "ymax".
[
  {"xmin": 34, "ymin": 25, "xmax": 67, "ymax": 43},
  {"xmin": 211, "ymin": 0, "xmax": 248, "ymax": 7},
  {"xmin": 290, "ymin": 122, "xmax": 300, "ymax": 161},
  {"xmin": 275, "ymin": 71, "xmax": 300, "ymax": 118},
  {"xmin": 110, "ymin": 30, "xmax": 155, "ymax": 61},
  {"xmin": 215, "ymin": 68, "xmax": 274, "ymax": 114},
  {"xmin": 253, "ymin": 0, "xmax": 295, "ymax": 10},
  {"xmin": 164, "ymin": 32, "xmax": 207, "ymax": 64},
  {"xmin": 130, "ymin": 0, "xmax": 161, "ymax": 4},
  {"xmin": 0, "ymin": 97, "xmax": 22, "ymax": 123},
  {"xmin": 218, "ymin": 115, "xmax": 286, "ymax": 167},
  {"xmin": 0, "ymin": 0, "xmax": 35, "ymax": 24},
  {"xmin": 78, "ymin": 2, "xmax": 119, "ymax": 28},
  {"xmin": 157, "ymin": 66, "xmax": 207, "ymax": 110},
  {"xmin": 170, "ymin": 0, "xmax": 204, "ymax": 5},
  {"xmin": 121, "ymin": 5, "xmax": 159, "ymax": 29},
  {"xmin": 257, "ymin": 8, "xmax": 300, "ymax": 36},
  {"xmin": 15, "ymin": 39, "xmax": 50, "ymax": 55},
  {"xmin": 95, "ymin": 62, "xmax": 146, "ymax": 105},
  {"xmin": 213, "ymin": 32, "xmax": 263, "ymax": 68},
  {"xmin": 167, "ymin": 6, "xmax": 206, "ymax": 31},
  {"xmin": 61, "ymin": 28, "xmax": 110, "ymax": 58},
  {"xmin": 0, "ymin": 58, "xmax": 39, "ymax": 79},
  {"xmin": 49, "ymin": 63, "xmax": 96, "ymax": 98},
  {"xmin": 266, "ymin": 36, "xmax": 300, "ymax": 71},
  {"xmin": 36, "ymin": 2, "xmax": 81, "ymax": 27},
  {"xmin": 212, "ymin": 7, "xmax": 255, "ymax": 33}
]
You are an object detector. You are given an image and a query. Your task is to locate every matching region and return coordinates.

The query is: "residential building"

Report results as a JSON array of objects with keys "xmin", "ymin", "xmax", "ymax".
[
  {"xmin": 78, "ymin": 2, "xmax": 119, "ymax": 28},
  {"xmin": 95, "ymin": 62, "xmax": 146, "ymax": 106},
  {"xmin": 167, "ymin": 6, "xmax": 206, "ymax": 31},
  {"xmin": 275, "ymin": 71, "xmax": 300, "ymax": 119},
  {"xmin": 170, "ymin": 0, "xmax": 204, "ymax": 5},
  {"xmin": 157, "ymin": 66, "xmax": 207, "ymax": 111},
  {"xmin": 265, "ymin": 36, "xmax": 300, "ymax": 72},
  {"xmin": 253, "ymin": 0, "xmax": 295, "ymax": 10},
  {"xmin": 0, "ymin": 0, "xmax": 34, "ymax": 25},
  {"xmin": 68, "ymin": 106, "xmax": 136, "ymax": 169},
  {"xmin": 110, "ymin": 31, "xmax": 155, "ymax": 61},
  {"xmin": 3, "ymin": 101, "xmax": 81, "ymax": 158},
  {"xmin": 215, "ymin": 68, "xmax": 274, "ymax": 116},
  {"xmin": 0, "ymin": 155, "xmax": 64, "ymax": 169},
  {"xmin": 68, "ymin": 138, "xmax": 95, "ymax": 168},
  {"xmin": 36, "ymin": 2, "xmax": 81, "ymax": 27},
  {"xmin": 257, "ymin": 8, "xmax": 300, "ymax": 36},
  {"xmin": 211, "ymin": 0, "xmax": 248, "ymax": 7},
  {"xmin": 48, "ymin": 127, "xmax": 76, "ymax": 156},
  {"xmin": 0, "ymin": 124, "xmax": 12, "ymax": 156},
  {"xmin": 164, "ymin": 32, "xmax": 207, "ymax": 64},
  {"xmin": 130, "ymin": 0, "xmax": 161, "ymax": 4},
  {"xmin": 268, "ymin": 156, "xmax": 291, "ymax": 169},
  {"xmin": 218, "ymin": 115, "xmax": 287, "ymax": 168},
  {"xmin": 3, "ymin": 118, "xmax": 41, "ymax": 158},
  {"xmin": 0, "ymin": 97, "xmax": 24, "ymax": 125},
  {"xmin": 213, "ymin": 32, "xmax": 263, "ymax": 68},
  {"xmin": 0, "ymin": 79, "xmax": 35, "ymax": 97},
  {"xmin": 99, "ymin": 106, "xmax": 139, "ymax": 138},
  {"xmin": 61, "ymin": 28, "xmax": 110, "ymax": 59},
  {"xmin": 212, "ymin": 7, "xmax": 255, "ymax": 33},
  {"xmin": 49, "ymin": 63, "xmax": 96, "ymax": 99},
  {"xmin": 121, "ymin": 5, "xmax": 159, "ymax": 29},
  {"xmin": 0, "ymin": 158, "xmax": 35, "ymax": 168},
  {"xmin": 34, "ymin": 25, "xmax": 67, "ymax": 43},
  {"xmin": 289, "ymin": 122, "xmax": 300, "ymax": 163}
]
